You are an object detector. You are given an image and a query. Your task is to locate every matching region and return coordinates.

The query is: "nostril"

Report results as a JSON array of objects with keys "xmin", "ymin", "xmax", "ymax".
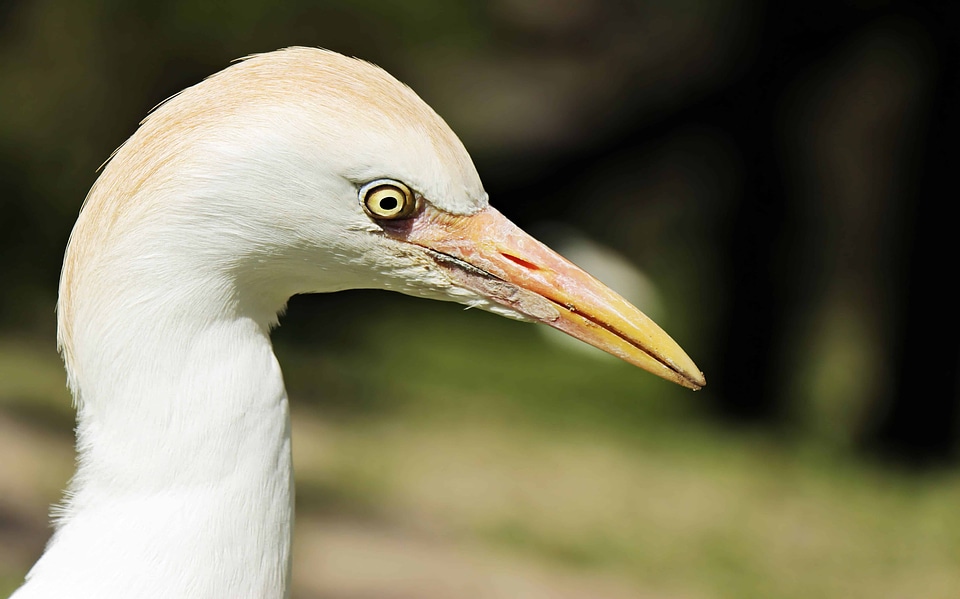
[{"xmin": 500, "ymin": 252, "xmax": 541, "ymax": 271}]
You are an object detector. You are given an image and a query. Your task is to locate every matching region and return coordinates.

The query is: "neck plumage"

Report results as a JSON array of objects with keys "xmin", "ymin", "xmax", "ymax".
[{"xmin": 15, "ymin": 262, "xmax": 295, "ymax": 599}]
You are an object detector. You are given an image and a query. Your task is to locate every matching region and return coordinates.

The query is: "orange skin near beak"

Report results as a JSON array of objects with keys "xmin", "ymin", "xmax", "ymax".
[{"xmin": 384, "ymin": 205, "xmax": 706, "ymax": 390}]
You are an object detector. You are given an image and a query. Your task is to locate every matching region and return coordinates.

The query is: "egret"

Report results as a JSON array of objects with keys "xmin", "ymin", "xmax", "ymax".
[{"xmin": 12, "ymin": 47, "xmax": 704, "ymax": 599}]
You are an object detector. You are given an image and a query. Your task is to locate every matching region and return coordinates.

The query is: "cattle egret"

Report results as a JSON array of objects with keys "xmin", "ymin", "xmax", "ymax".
[{"xmin": 12, "ymin": 47, "xmax": 704, "ymax": 599}]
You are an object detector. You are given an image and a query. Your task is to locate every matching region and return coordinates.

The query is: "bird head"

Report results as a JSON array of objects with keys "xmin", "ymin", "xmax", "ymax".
[{"xmin": 59, "ymin": 47, "xmax": 704, "ymax": 390}]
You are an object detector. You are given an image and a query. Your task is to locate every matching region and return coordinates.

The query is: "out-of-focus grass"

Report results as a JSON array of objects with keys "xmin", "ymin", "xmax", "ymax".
[
  {"xmin": 292, "ymin": 417, "xmax": 960, "ymax": 599},
  {"xmin": 2, "ymin": 293, "xmax": 959, "ymax": 599},
  {"xmin": 275, "ymin": 292, "xmax": 701, "ymax": 437}
]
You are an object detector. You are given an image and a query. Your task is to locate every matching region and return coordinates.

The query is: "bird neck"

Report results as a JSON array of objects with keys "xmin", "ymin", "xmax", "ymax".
[{"xmin": 19, "ymin": 282, "xmax": 294, "ymax": 599}]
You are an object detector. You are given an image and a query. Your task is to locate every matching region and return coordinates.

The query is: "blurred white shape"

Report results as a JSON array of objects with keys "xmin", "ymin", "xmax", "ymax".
[{"xmin": 533, "ymin": 223, "xmax": 663, "ymax": 360}]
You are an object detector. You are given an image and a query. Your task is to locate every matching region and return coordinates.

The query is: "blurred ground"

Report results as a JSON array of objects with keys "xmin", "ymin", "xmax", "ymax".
[{"xmin": 2, "ymin": 299, "xmax": 959, "ymax": 599}]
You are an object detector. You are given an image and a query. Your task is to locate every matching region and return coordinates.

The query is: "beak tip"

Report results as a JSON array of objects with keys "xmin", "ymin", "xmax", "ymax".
[
  {"xmin": 688, "ymin": 371, "xmax": 706, "ymax": 391},
  {"xmin": 672, "ymin": 372, "xmax": 704, "ymax": 391},
  {"xmin": 669, "ymin": 361, "xmax": 705, "ymax": 390},
  {"xmin": 664, "ymin": 352, "xmax": 705, "ymax": 391}
]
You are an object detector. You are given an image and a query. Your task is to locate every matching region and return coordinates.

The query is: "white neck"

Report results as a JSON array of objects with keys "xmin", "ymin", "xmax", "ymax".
[{"xmin": 16, "ymin": 263, "xmax": 294, "ymax": 599}]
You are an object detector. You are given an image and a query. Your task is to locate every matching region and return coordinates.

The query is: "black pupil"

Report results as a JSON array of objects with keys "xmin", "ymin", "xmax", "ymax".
[{"xmin": 379, "ymin": 195, "xmax": 399, "ymax": 211}]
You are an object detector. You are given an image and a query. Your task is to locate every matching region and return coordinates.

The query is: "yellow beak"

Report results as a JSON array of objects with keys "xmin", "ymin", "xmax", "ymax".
[{"xmin": 388, "ymin": 206, "xmax": 705, "ymax": 390}]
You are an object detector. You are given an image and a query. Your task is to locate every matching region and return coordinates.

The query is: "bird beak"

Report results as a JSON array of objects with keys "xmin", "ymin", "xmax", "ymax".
[{"xmin": 386, "ymin": 206, "xmax": 705, "ymax": 390}]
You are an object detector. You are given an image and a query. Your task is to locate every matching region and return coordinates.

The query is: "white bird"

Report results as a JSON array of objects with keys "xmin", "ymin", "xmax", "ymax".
[{"xmin": 12, "ymin": 47, "xmax": 704, "ymax": 599}]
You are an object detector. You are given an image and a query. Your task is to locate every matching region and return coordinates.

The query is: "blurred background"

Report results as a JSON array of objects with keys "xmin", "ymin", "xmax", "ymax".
[{"xmin": 1, "ymin": 0, "xmax": 958, "ymax": 597}]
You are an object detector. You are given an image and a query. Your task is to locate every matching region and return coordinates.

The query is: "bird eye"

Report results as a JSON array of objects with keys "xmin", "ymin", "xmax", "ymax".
[{"xmin": 360, "ymin": 180, "xmax": 418, "ymax": 220}]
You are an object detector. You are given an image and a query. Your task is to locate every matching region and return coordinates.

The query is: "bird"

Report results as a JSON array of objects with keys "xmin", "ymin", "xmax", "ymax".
[{"xmin": 12, "ymin": 47, "xmax": 704, "ymax": 599}]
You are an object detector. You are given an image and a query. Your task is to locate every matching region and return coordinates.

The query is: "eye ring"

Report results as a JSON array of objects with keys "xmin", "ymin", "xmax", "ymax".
[{"xmin": 359, "ymin": 179, "xmax": 419, "ymax": 220}]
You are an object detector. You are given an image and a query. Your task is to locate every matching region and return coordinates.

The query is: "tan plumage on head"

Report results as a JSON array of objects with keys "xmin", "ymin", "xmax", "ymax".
[{"xmin": 59, "ymin": 48, "xmax": 485, "ymax": 368}]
